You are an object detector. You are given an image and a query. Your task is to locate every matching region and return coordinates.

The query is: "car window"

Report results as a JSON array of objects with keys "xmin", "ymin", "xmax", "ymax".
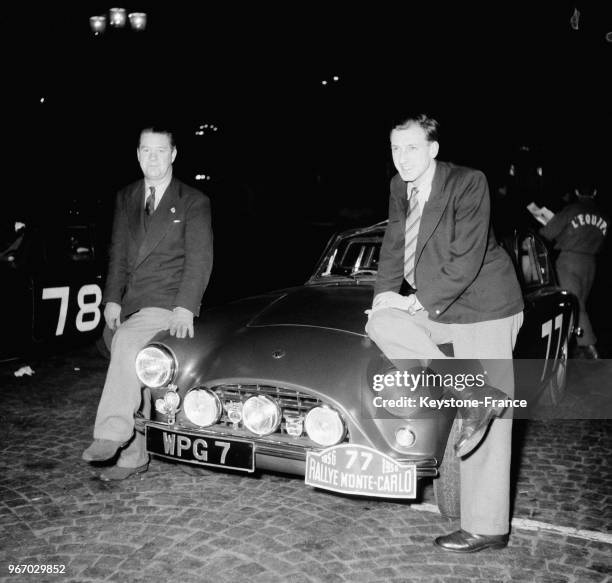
[
  {"xmin": 320, "ymin": 235, "xmax": 382, "ymax": 277},
  {"xmin": 518, "ymin": 234, "xmax": 551, "ymax": 286}
]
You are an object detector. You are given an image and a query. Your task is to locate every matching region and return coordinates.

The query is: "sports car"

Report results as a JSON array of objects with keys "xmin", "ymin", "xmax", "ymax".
[{"xmin": 134, "ymin": 221, "xmax": 578, "ymax": 516}]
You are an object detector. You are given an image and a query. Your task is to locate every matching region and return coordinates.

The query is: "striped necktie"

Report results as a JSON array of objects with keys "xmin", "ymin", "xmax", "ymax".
[
  {"xmin": 145, "ymin": 186, "xmax": 156, "ymax": 216},
  {"xmin": 404, "ymin": 185, "xmax": 420, "ymax": 286}
]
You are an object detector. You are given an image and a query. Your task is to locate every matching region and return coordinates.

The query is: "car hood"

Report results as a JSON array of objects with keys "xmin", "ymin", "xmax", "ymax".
[
  {"xmin": 148, "ymin": 283, "xmax": 375, "ymax": 388},
  {"xmin": 149, "ymin": 283, "xmax": 448, "ymax": 458},
  {"xmin": 247, "ymin": 284, "xmax": 374, "ymax": 335}
]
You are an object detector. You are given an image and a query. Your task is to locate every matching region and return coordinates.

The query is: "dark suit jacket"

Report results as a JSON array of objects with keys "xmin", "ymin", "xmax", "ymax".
[
  {"xmin": 375, "ymin": 161, "xmax": 523, "ymax": 324},
  {"xmin": 103, "ymin": 177, "xmax": 213, "ymax": 317}
]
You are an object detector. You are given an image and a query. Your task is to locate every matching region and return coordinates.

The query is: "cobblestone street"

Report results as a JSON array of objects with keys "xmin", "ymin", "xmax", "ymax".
[{"xmin": 1, "ymin": 345, "xmax": 610, "ymax": 583}]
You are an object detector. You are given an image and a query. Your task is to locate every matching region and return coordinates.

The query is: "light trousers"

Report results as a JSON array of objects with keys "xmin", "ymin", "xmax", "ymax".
[
  {"xmin": 366, "ymin": 308, "xmax": 523, "ymax": 534},
  {"xmin": 94, "ymin": 307, "xmax": 172, "ymax": 468}
]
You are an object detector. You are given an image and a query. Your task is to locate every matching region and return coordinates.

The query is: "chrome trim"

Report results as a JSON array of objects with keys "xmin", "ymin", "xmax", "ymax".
[{"xmin": 175, "ymin": 422, "xmax": 320, "ymax": 448}]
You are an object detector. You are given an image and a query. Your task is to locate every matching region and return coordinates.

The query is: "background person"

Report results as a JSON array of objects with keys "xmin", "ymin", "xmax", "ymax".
[
  {"xmin": 82, "ymin": 125, "xmax": 213, "ymax": 480},
  {"xmin": 539, "ymin": 183, "xmax": 608, "ymax": 358}
]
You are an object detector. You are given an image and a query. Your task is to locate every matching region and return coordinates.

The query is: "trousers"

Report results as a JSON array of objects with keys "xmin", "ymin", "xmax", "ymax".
[
  {"xmin": 556, "ymin": 251, "xmax": 597, "ymax": 346},
  {"xmin": 366, "ymin": 308, "xmax": 523, "ymax": 534},
  {"xmin": 93, "ymin": 307, "xmax": 172, "ymax": 468}
]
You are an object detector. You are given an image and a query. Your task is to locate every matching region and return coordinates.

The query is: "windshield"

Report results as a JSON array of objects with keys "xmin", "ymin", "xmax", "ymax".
[{"xmin": 309, "ymin": 225, "xmax": 385, "ymax": 282}]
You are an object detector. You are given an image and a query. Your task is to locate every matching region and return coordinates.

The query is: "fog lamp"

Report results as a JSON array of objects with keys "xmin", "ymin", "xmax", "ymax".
[
  {"xmin": 135, "ymin": 345, "xmax": 175, "ymax": 388},
  {"xmin": 242, "ymin": 395, "xmax": 281, "ymax": 436},
  {"xmin": 304, "ymin": 406, "xmax": 345, "ymax": 446},
  {"xmin": 395, "ymin": 426, "xmax": 416, "ymax": 447},
  {"xmin": 183, "ymin": 388, "xmax": 222, "ymax": 427}
]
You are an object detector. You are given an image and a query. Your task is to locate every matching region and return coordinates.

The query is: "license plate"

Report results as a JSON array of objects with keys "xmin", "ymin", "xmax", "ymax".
[
  {"xmin": 305, "ymin": 444, "xmax": 416, "ymax": 498},
  {"xmin": 146, "ymin": 425, "xmax": 254, "ymax": 472}
]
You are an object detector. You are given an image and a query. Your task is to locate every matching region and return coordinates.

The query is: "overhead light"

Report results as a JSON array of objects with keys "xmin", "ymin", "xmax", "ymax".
[
  {"xmin": 128, "ymin": 12, "xmax": 147, "ymax": 31},
  {"xmin": 321, "ymin": 80, "xmax": 328, "ymax": 85},
  {"xmin": 109, "ymin": 7, "xmax": 127, "ymax": 28},
  {"xmin": 332, "ymin": 75, "xmax": 339, "ymax": 81},
  {"xmin": 89, "ymin": 15, "xmax": 107, "ymax": 35}
]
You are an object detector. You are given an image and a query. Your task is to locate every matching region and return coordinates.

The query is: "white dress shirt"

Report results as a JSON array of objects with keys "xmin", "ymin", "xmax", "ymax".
[
  {"xmin": 144, "ymin": 174, "xmax": 172, "ymax": 211},
  {"xmin": 408, "ymin": 160, "xmax": 437, "ymax": 212}
]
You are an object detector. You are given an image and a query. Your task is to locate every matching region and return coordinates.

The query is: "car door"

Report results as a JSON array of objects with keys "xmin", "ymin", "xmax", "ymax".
[
  {"xmin": 506, "ymin": 232, "xmax": 577, "ymax": 401},
  {"xmin": 31, "ymin": 224, "xmax": 105, "ymax": 344}
]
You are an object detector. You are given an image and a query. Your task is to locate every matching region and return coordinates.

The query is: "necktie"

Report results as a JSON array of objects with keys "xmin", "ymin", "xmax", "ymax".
[
  {"xmin": 404, "ymin": 185, "xmax": 420, "ymax": 286},
  {"xmin": 145, "ymin": 186, "xmax": 156, "ymax": 216}
]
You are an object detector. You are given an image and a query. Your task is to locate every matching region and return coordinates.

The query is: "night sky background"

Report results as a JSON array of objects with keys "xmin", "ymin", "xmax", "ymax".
[{"xmin": 6, "ymin": 2, "xmax": 612, "ymax": 341}]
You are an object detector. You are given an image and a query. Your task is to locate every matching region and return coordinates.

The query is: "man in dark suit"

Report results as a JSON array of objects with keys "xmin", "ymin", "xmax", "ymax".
[
  {"xmin": 82, "ymin": 125, "xmax": 213, "ymax": 480},
  {"xmin": 366, "ymin": 114, "xmax": 524, "ymax": 552}
]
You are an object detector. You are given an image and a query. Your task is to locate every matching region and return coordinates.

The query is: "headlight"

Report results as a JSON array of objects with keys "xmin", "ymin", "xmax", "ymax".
[
  {"xmin": 304, "ymin": 406, "xmax": 346, "ymax": 446},
  {"xmin": 135, "ymin": 345, "xmax": 175, "ymax": 388},
  {"xmin": 183, "ymin": 388, "xmax": 222, "ymax": 427},
  {"xmin": 242, "ymin": 395, "xmax": 281, "ymax": 436}
]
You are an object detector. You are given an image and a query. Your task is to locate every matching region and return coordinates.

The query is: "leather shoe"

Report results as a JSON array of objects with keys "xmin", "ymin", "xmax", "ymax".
[
  {"xmin": 98, "ymin": 463, "xmax": 149, "ymax": 482},
  {"xmin": 82, "ymin": 439, "xmax": 125, "ymax": 462},
  {"xmin": 434, "ymin": 529, "xmax": 509, "ymax": 553},
  {"xmin": 454, "ymin": 401, "xmax": 506, "ymax": 457},
  {"xmin": 425, "ymin": 361, "xmax": 509, "ymax": 457}
]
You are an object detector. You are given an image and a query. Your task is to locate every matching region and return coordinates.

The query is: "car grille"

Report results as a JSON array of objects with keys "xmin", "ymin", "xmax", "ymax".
[{"xmin": 210, "ymin": 383, "xmax": 325, "ymax": 439}]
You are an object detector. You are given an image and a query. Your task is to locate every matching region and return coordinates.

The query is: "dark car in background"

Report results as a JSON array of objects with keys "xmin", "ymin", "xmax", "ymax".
[
  {"xmin": 132, "ymin": 221, "xmax": 578, "ymax": 516},
  {"xmin": 0, "ymin": 221, "xmax": 105, "ymax": 361}
]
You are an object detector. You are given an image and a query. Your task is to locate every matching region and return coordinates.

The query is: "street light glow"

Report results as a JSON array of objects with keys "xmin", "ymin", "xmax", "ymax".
[
  {"xmin": 89, "ymin": 15, "xmax": 107, "ymax": 35},
  {"xmin": 128, "ymin": 12, "xmax": 147, "ymax": 31},
  {"xmin": 109, "ymin": 7, "xmax": 127, "ymax": 28}
]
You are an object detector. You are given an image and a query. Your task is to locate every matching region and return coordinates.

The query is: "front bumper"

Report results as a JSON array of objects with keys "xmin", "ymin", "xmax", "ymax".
[{"xmin": 143, "ymin": 419, "xmax": 438, "ymax": 480}]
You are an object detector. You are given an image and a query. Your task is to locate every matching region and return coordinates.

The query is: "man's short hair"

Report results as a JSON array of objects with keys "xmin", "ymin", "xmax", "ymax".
[
  {"xmin": 391, "ymin": 114, "xmax": 439, "ymax": 142},
  {"xmin": 138, "ymin": 126, "xmax": 176, "ymax": 148}
]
